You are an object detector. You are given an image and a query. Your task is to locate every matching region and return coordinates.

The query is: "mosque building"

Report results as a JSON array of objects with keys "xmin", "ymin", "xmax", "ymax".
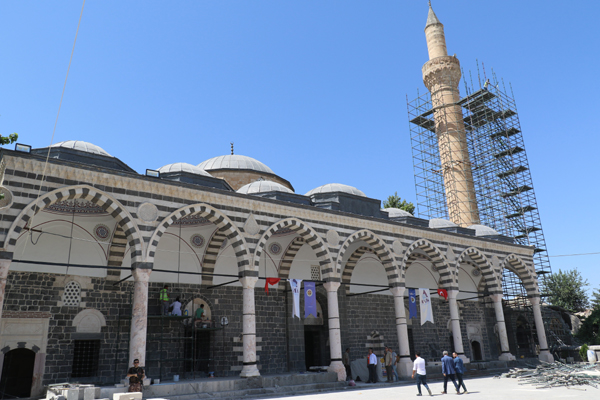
[{"xmin": 0, "ymin": 5, "xmax": 556, "ymax": 398}]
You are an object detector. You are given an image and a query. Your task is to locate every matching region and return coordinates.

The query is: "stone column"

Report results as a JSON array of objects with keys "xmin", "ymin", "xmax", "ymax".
[
  {"xmin": 529, "ymin": 297, "xmax": 554, "ymax": 362},
  {"xmin": 0, "ymin": 255, "xmax": 12, "ymax": 322},
  {"xmin": 390, "ymin": 287, "xmax": 413, "ymax": 378},
  {"xmin": 489, "ymin": 294, "xmax": 515, "ymax": 361},
  {"xmin": 324, "ymin": 281, "xmax": 345, "ymax": 381},
  {"xmin": 240, "ymin": 276, "xmax": 260, "ymax": 377},
  {"xmin": 129, "ymin": 267, "xmax": 151, "ymax": 366},
  {"xmin": 448, "ymin": 290, "xmax": 469, "ymax": 363}
]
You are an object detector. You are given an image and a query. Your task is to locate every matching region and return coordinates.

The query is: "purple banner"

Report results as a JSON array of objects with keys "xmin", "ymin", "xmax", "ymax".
[
  {"xmin": 304, "ymin": 281, "xmax": 317, "ymax": 318},
  {"xmin": 408, "ymin": 288, "xmax": 417, "ymax": 319}
]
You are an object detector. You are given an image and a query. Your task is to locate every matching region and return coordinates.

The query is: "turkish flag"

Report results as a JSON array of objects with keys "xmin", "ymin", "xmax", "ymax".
[
  {"xmin": 437, "ymin": 288, "xmax": 448, "ymax": 300},
  {"xmin": 265, "ymin": 278, "xmax": 281, "ymax": 295}
]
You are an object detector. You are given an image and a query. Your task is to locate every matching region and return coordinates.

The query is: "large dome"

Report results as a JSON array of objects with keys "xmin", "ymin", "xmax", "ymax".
[
  {"xmin": 50, "ymin": 140, "xmax": 111, "ymax": 157},
  {"xmin": 158, "ymin": 163, "xmax": 212, "ymax": 177},
  {"xmin": 305, "ymin": 183, "xmax": 366, "ymax": 197},
  {"xmin": 238, "ymin": 180, "xmax": 294, "ymax": 195},
  {"xmin": 198, "ymin": 155, "xmax": 274, "ymax": 175}
]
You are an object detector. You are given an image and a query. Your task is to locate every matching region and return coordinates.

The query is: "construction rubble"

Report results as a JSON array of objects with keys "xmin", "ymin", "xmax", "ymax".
[{"xmin": 499, "ymin": 362, "xmax": 600, "ymax": 390}]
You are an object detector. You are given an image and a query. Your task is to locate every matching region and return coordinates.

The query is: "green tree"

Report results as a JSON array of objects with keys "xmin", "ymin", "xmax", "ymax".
[
  {"xmin": 382, "ymin": 192, "xmax": 415, "ymax": 214},
  {"xmin": 591, "ymin": 288, "xmax": 600, "ymax": 310},
  {"xmin": 0, "ymin": 133, "xmax": 18, "ymax": 146},
  {"xmin": 576, "ymin": 308, "xmax": 600, "ymax": 345},
  {"xmin": 546, "ymin": 269, "xmax": 589, "ymax": 312}
]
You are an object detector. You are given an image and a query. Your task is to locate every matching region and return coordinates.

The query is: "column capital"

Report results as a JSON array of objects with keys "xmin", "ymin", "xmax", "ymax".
[
  {"xmin": 489, "ymin": 294, "xmax": 503, "ymax": 303},
  {"xmin": 132, "ymin": 268, "xmax": 151, "ymax": 282},
  {"xmin": 323, "ymin": 281, "xmax": 340, "ymax": 292},
  {"xmin": 529, "ymin": 296, "xmax": 541, "ymax": 306},
  {"xmin": 447, "ymin": 289, "xmax": 459, "ymax": 299},
  {"xmin": 240, "ymin": 276, "xmax": 258, "ymax": 289},
  {"xmin": 390, "ymin": 286, "xmax": 405, "ymax": 297}
]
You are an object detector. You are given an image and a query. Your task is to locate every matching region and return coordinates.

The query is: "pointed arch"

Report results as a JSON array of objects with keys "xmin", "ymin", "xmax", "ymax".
[
  {"xmin": 401, "ymin": 239, "xmax": 452, "ymax": 288},
  {"xmin": 4, "ymin": 185, "xmax": 144, "ymax": 267},
  {"xmin": 146, "ymin": 204, "xmax": 250, "ymax": 275},
  {"xmin": 252, "ymin": 218, "xmax": 335, "ymax": 281},
  {"xmin": 341, "ymin": 246, "xmax": 373, "ymax": 295},
  {"xmin": 278, "ymin": 236, "xmax": 305, "ymax": 280},
  {"xmin": 457, "ymin": 247, "xmax": 502, "ymax": 295},
  {"xmin": 200, "ymin": 230, "xmax": 227, "ymax": 285},
  {"xmin": 502, "ymin": 254, "xmax": 540, "ymax": 298},
  {"xmin": 337, "ymin": 229, "xmax": 400, "ymax": 292}
]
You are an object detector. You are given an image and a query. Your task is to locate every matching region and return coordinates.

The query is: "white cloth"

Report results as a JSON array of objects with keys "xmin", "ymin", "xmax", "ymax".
[
  {"xmin": 170, "ymin": 301, "xmax": 182, "ymax": 316},
  {"xmin": 419, "ymin": 288, "xmax": 434, "ymax": 325},
  {"xmin": 289, "ymin": 279, "xmax": 302, "ymax": 318},
  {"xmin": 413, "ymin": 357, "xmax": 426, "ymax": 375},
  {"xmin": 369, "ymin": 353, "xmax": 377, "ymax": 364}
]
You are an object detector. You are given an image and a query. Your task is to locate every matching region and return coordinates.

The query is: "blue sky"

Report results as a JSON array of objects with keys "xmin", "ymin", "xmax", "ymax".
[{"xmin": 1, "ymin": 1, "xmax": 598, "ymax": 298}]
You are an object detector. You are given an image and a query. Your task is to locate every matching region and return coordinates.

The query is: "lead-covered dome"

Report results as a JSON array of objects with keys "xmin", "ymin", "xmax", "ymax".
[
  {"xmin": 238, "ymin": 180, "xmax": 294, "ymax": 195},
  {"xmin": 158, "ymin": 163, "xmax": 212, "ymax": 177},
  {"xmin": 468, "ymin": 224, "xmax": 499, "ymax": 236},
  {"xmin": 429, "ymin": 218, "xmax": 458, "ymax": 229},
  {"xmin": 305, "ymin": 183, "xmax": 366, "ymax": 197},
  {"xmin": 384, "ymin": 208, "xmax": 413, "ymax": 217},
  {"xmin": 198, "ymin": 155, "xmax": 274, "ymax": 174},
  {"xmin": 50, "ymin": 140, "xmax": 111, "ymax": 157}
]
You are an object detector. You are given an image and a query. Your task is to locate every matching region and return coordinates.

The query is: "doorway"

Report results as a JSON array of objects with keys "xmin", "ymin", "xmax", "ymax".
[
  {"xmin": 0, "ymin": 348, "xmax": 36, "ymax": 398},
  {"xmin": 471, "ymin": 341, "xmax": 483, "ymax": 361},
  {"xmin": 304, "ymin": 326, "xmax": 325, "ymax": 370}
]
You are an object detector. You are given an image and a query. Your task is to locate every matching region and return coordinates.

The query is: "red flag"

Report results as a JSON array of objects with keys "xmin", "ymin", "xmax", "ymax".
[
  {"xmin": 265, "ymin": 278, "xmax": 280, "ymax": 295},
  {"xmin": 437, "ymin": 288, "xmax": 448, "ymax": 300}
]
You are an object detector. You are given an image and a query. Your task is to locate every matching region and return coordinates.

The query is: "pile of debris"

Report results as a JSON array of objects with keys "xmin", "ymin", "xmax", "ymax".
[{"xmin": 500, "ymin": 362, "xmax": 600, "ymax": 390}]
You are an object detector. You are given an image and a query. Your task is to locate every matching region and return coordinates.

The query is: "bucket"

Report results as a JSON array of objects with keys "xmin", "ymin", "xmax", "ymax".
[{"xmin": 174, "ymin": 375, "xmax": 179, "ymax": 382}]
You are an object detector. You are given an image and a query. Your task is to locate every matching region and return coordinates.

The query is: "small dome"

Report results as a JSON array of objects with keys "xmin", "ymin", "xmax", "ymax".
[
  {"xmin": 237, "ymin": 180, "xmax": 294, "ymax": 195},
  {"xmin": 429, "ymin": 218, "xmax": 458, "ymax": 229},
  {"xmin": 50, "ymin": 141, "xmax": 111, "ymax": 157},
  {"xmin": 468, "ymin": 224, "xmax": 499, "ymax": 236},
  {"xmin": 383, "ymin": 208, "xmax": 413, "ymax": 217},
  {"xmin": 305, "ymin": 183, "xmax": 366, "ymax": 197},
  {"xmin": 158, "ymin": 163, "xmax": 212, "ymax": 177},
  {"xmin": 198, "ymin": 155, "xmax": 274, "ymax": 175}
]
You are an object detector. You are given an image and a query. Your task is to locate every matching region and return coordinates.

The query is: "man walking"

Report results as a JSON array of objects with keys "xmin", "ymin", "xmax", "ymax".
[
  {"xmin": 343, "ymin": 348, "xmax": 351, "ymax": 381},
  {"xmin": 411, "ymin": 352, "xmax": 432, "ymax": 396},
  {"xmin": 453, "ymin": 352, "xmax": 468, "ymax": 394},
  {"xmin": 441, "ymin": 350, "xmax": 460, "ymax": 394},
  {"xmin": 367, "ymin": 348, "xmax": 377, "ymax": 383},
  {"xmin": 159, "ymin": 285, "xmax": 169, "ymax": 316}
]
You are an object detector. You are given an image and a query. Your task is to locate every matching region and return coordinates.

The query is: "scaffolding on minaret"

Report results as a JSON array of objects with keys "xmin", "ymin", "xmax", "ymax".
[{"xmin": 407, "ymin": 66, "xmax": 552, "ymax": 307}]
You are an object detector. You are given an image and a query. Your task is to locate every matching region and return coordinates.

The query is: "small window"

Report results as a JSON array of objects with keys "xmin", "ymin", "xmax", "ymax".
[
  {"xmin": 63, "ymin": 281, "xmax": 81, "ymax": 307},
  {"xmin": 311, "ymin": 265, "xmax": 321, "ymax": 281},
  {"xmin": 72, "ymin": 340, "xmax": 100, "ymax": 378}
]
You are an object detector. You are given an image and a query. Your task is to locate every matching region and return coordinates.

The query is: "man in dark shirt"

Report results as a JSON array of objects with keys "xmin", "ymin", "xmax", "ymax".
[
  {"xmin": 127, "ymin": 359, "xmax": 145, "ymax": 392},
  {"xmin": 441, "ymin": 351, "xmax": 459, "ymax": 394}
]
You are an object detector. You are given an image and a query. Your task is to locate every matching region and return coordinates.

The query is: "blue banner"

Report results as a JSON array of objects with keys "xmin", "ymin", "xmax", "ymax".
[
  {"xmin": 304, "ymin": 281, "xmax": 317, "ymax": 318},
  {"xmin": 408, "ymin": 288, "xmax": 417, "ymax": 319}
]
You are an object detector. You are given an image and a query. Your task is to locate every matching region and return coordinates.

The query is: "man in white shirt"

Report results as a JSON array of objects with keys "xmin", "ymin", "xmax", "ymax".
[
  {"xmin": 411, "ymin": 352, "xmax": 432, "ymax": 396},
  {"xmin": 367, "ymin": 348, "xmax": 378, "ymax": 383}
]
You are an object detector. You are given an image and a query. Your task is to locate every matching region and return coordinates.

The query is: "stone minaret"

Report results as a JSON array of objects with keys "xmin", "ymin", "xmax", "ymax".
[{"xmin": 422, "ymin": 3, "xmax": 480, "ymax": 227}]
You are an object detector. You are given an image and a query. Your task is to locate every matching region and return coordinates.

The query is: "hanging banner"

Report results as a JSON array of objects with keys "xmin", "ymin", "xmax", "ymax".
[
  {"xmin": 419, "ymin": 288, "xmax": 434, "ymax": 325},
  {"xmin": 264, "ymin": 277, "xmax": 280, "ymax": 295},
  {"xmin": 289, "ymin": 279, "xmax": 302, "ymax": 318},
  {"xmin": 304, "ymin": 281, "xmax": 317, "ymax": 318},
  {"xmin": 408, "ymin": 288, "xmax": 417, "ymax": 319}
]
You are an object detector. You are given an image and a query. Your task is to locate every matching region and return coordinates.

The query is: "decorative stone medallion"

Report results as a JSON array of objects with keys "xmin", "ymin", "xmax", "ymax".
[
  {"xmin": 326, "ymin": 230, "xmax": 339, "ymax": 247},
  {"xmin": 392, "ymin": 239, "xmax": 403, "ymax": 255},
  {"xmin": 94, "ymin": 224, "xmax": 111, "ymax": 241},
  {"xmin": 472, "ymin": 268, "xmax": 481, "ymax": 277},
  {"xmin": 137, "ymin": 202, "xmax": 159, "ymax": 223},
  {"xmin": 269, "ymin": 242, "xmax": 282, "ymax": 255},
  {"xmin": 190, "ymin": 234, "xmax": 205, "ymax": 248},
  {"xmin": 0, "ymin": 187, "xmax": 13, "ymax": 209}
]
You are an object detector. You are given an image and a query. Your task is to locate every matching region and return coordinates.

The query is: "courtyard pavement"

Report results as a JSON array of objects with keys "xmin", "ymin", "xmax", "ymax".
[{"xmin": 261, "ymin": 375, "xmax": 600, "ymax": 400}]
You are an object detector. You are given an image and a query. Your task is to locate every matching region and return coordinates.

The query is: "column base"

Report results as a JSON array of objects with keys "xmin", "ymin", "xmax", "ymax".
[
  {"xmin": 498, "ymin": 353, "xmax": 516, "ymax": 362},
  {"xmin": 398, "ymin": 359, "xmax": 413, "ymax": 379},
  {"xmin": 538, "ymin": 351, "xmax": 554, "ymax": 363},
  {"xmin": 458, "ymin": 355, "xmax": 470, "ymax": 364},
  {"xmin": 327, "ymin": 360, "xmax": 346, "ymax": 381},
  {"xmin": 240, "ymin": 364, "xmax": 260, "ymax": 378}
]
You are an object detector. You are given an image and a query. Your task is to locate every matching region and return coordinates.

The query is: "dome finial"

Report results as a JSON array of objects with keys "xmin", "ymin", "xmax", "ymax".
[{"xmin": 230, "ymin": 142, "xmax": 234, "ymax": 155}]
